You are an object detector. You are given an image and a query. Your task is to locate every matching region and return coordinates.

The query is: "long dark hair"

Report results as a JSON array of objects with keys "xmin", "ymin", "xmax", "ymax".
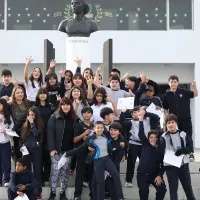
[
  {"xmin": 35, "ymin": 87, "xmax": 49, "ymax": 107},
  {"xmin": 82, "ymin": 68, "xmax": 94, "ymax": 78},
  {"xmin": 0, "ymin": 98, "xmax": 12, "ymax": 125},
  {"xmin": 93, "ymin": 87, "xmax": 107, "ymax": 105},
  {"xmin": 21, "ymin": 106, "xmax": 44, "ymax": 142},
  {"xmin": 69, "ymin": 86, "xmax": 87, "ymax": 106},
  {"xmin": 65, "ymin": 70, "xmax": 73, "ymax": 83},
  {"xmin": 29, "ymin": 67, "xmax": 43, "ymax": 88},
  {"xmin": 57, "ymin": 97, "xmax": 76, "ymax": 119}
]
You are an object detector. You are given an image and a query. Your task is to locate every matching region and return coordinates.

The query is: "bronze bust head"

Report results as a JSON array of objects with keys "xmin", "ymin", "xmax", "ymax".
[{"xmin": 58, "ymin": 0, "xmax": 100, "ymax": 37}]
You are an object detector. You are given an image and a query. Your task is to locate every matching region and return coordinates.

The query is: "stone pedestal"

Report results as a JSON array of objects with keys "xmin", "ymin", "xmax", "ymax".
[{"xmin": 66, "ymin": 37, "xmax": 90, "ymax": 73}]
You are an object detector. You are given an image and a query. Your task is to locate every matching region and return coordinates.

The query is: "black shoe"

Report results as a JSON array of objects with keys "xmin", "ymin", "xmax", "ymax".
[
  {"xmin": 74, "ymin": 197, "xmax": 81, "ymax": 200},
  {"xmin": 48, "ymin": 191, "xmax": 56, "ymax": 200},
  {"xmin": 60, "ymin": 192, "xmax": 68, "ymax": 200}
]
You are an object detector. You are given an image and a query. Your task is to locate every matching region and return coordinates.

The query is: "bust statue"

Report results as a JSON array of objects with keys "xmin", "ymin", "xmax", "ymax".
[{"xmin": 58, "ymin": 0, "xmax": 100, "ymax": 37}]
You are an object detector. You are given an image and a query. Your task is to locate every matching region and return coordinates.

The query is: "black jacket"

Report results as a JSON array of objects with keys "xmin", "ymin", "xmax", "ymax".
[
  {"xmin": 137, "ymin": 121, "xmax": 165, "ymax": 177},
  {"xmin": 0, "ymin": 83, "xmax": 14, "ymax": 97},
  {"xmin": 47, "ymin": 111, "xmax": 80, "ymax": 153},
  {"xmin": 66, "ymin": 130, "xmax": 125, "ymax": 164},
  {"xmin": 9, "ymin": 170, "xmax": 37, "ymax": 193},
  {"xmin": 163, "ymin": 88, "xmax": 194, "ymax": 119}
]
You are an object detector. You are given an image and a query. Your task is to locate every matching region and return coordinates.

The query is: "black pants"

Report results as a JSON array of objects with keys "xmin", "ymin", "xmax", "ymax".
[
  {"xmin": 42, "ymin": 145, "xmax": 51, "ymax": 183},
  {"xmin": 126, "ymin": 144, "xmax": 142, "ymax": 183},
  {"xmin": 178, "ymin": 118, "xmax": 193, "ymax": 139},
  {"xmin": 93, "ymin": 156, "xmax": 123, "ymax": 200},
  {"xmin": 137, "ymin": 173, "xmax": 166, "ymax": 200},
  {"xmin": 105, "ymin": 177, "xmax": 118, "ymax": 200},
  {"xmin": 13, "ymin": 137, "xmax": 22, "ymax": 162},
  {"xmin": 165, "ymin": 164, "xmax": 196, "ymax": 200},
  {"xmin": 7, "ymin": 187, "xmax": 37, "ymax": 200},
  {"xmin": 24, "ymin": 148, "xmax": 42, "ymax": 195},
  {"xmin": 74, "ymin": 153, "xmax": 93, "ymax": 198},
  {"xmin": 0, "ymin": 142, "xmax": 11, "ymax": 184},
  {"xmin": 70, "ymin": 155, "xmax": 76, "ymax": 171}
]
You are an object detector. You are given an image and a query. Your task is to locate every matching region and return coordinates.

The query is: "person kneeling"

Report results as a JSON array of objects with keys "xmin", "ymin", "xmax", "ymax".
[
  {"xmin": 137, "ymin": 109, "xmax": 166, "ymax": 200},
  {"xmin": 7, "ymin": 157, "xmax": 38, "ymax": 200}
]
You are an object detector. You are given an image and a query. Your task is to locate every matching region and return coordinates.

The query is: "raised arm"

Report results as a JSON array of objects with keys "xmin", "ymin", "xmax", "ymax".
[
  {"xmin": 138, "ymin": 110, "xmax": 148, "ymax": 144},
  {"xmin": 94, "ymin": 65, "xmax": 103, "ymax": 88},
  {"xmin": 46, "ymin": 59, "xmax": 56, "ymax": 76},
  {"xmin": 24, "ymin": 56, "xmax": 33, "ymax": 85},
  {"xmin": 191, "ymin": 80, "xmax": 198, "ymax": 97},
  {"xmin": 87, "ymin": 76, "xmax": 94, "ymax": 100},
  {"xmin": 107, "ymin": 97, "xmax": 119, "ymax": 117}
]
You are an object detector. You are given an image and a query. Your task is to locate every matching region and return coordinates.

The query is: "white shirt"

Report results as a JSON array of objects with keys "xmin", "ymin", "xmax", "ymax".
[
  {"xmin": 91, "ymin": 102, "xmax": 113, "ymax": 122},
  {"xmin": 25, "ymin": 80, "xmax": 40, "ymax": 102},
  {"xmin": 0, "ymin": 115, "xmax": 14, "ymax": 144}
]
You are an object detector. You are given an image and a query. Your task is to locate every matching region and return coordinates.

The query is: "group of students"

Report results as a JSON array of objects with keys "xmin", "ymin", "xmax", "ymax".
[{"xmin": 0, "ymin": 56, "xmax": 198, "ymax": 200}]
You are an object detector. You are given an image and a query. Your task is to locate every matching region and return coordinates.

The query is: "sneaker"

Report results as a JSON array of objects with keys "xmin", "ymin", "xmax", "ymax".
[
  {"xmin": 189, "ymin": 153, "xmax": 195, "ymax": 162},
  {"xmin": 48, "ymin": 191, "xmax": 56, "ymax": 200},
  {"xmin": 74, "ymin": 197, "xmax": 81, "ymax": 200},
  {"xmin": 4, "ymin": 182, "xmax": 9, "ymax": 187},
  {"xmin": 60, "ymin": 192, "xmax": 68, "ymax": 200},
  {"xmin": 125, "ymin": 182, "xmax": 133, "ymax": 187},
  {"xmin": 37, "ymin": 194, "xmax": 42, "ymax": 199},
  {"xmin": 83, "ymin": 181, "xmax": 88, "ymax": 187}
]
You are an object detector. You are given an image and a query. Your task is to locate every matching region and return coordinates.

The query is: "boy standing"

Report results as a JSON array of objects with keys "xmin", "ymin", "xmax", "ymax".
[
  {"xmin": 73, "ymin": 106, "xmax": 94, "ymax": 200},
  {"xmin": 65, "ymin": 121, "xmax": 125, "ymax": 200},
  {"xmin": 100, "ymin": 107, "xmax": 115, "ymax": 131},
  {"xmin": 7, "ymin": 157, "xmax": 37, "ymax": 200},
  {"xmin": 160, "ymin": 114, "xmax": 196, "ymax": 200},
  {"xmin": 163, "ymin": 75, "xmax": 198, "ymax": 161},
  {"xmin": 137, "ymin": 110, "xmax": 166, "ymax": 200},
  {"xmin": 0, "ymin": 69, "xmax": 14, "ymax": 102}
]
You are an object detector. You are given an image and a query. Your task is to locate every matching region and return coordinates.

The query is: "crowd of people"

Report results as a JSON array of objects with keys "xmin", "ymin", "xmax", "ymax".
[{"xmin": 0, "ymin": 56, "xmax": 198, "ymax": 200}]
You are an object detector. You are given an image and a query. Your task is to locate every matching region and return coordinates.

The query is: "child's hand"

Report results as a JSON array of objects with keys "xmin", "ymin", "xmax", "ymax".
[
  {"xmin": 88, "ymin": 146, "xmax": 95, "ymax": 151},
  {"xmin": 1, "ymin": 129, "xmax": 6, "ymax": 134},
  {"xmin": 27, "ymin": 115, "xmax": 34, "ymax": 123},
  {"xmin": 17, "ymin": 191, "xmax": 24, "ymax": 196},
  {"xmin": 120, "ymin": 142, "xmax": 125, "ymax": 148},
  {"xmin": 121, "ymin": 109, "xmax": 127, "ymax": 113},
  {"xmin": 121, "ymin": 156, "xmax": 126, "ymax": 162},
  {"xmin": 18, "ymin": 184, "xmax": 26, "ymax": 191},
  {"xmin": 154, "ymin": 176, "xmax": 163, "ymax": 186}
]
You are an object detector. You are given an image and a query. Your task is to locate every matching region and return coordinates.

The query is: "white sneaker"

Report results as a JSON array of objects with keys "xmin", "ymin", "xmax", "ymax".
[
  {"xmin": 4, "ymin": 182, "xmax": 9, "ymax": 187},
  {"xmin": 125, "ymin": 182, "xmax": 133, "ymax": 188},
  {"xmin": 83, "ymin": 181, "xmax": 88, "ymax": 187}
]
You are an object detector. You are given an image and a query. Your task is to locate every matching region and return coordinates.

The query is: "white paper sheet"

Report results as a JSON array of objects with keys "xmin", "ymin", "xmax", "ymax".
[
  {"xmin": 164, "ymin": 150, "xmax": 184, "ymax": 168},
  {"xmin": 21, "ymin": 146, "xmax": 29, "ymax": 156},
  {"xmin": 0, "ymin": 133, "xmax": 6, "ymax": 142},
  {"xmin": 58, "ymin": 154, "xmax": 70, "ymax": 170},
  {"xmin": 5, "ymin": 129, "xmax": 19, "ymax": 137},
  {"xmin": 117, "ymin": 97, "xmax": 135, "ymax": 110},
  {"xmin": 14, "ymin": 194, "xmax": 29, "ymax": 200},
  {"xmin": 146, "ymin": 103, "xmax": 163, "ymax": 117}
]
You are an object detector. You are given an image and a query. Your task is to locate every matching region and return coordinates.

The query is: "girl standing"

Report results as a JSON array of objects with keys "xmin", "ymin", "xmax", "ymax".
[
  {"xmin": 47, "ymin": 97, "xmax": 79, "ymax": 200},
  {"xmin": 24, "ymin": 56, "xmax": 43, "ymax": 104},
  {"xmin": 21, "ymin": 106, "xmax": 44, "ymax": 198},
  {"xmin": 10, "ymin": 86, "xmax": 30, "ymax": 161},
  {"xmin": 0, "ymin": 98, "xmax": 14, "ymax": 187},
  {"xmin": 35, "ymin": 88, "xmax": 56, "ymax": 186}
]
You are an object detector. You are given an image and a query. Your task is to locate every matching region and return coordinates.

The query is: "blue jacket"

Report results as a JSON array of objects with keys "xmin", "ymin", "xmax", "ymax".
[{"xmin": 66, "ymin": 129, "xmax": 125, "ymax": 164}]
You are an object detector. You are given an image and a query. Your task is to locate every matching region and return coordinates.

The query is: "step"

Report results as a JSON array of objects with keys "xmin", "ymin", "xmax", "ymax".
[{"xmin": 1, "ymin": 186, "xmax": 200, "ymax": 200}]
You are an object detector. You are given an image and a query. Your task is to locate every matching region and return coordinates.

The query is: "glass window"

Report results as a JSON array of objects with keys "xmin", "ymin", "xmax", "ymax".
[
  {"xmin": 7, "ymin": 0, "xmax": 166, "ymax": 30},
  {"xmin": 169, "ymin": 0, "xmax": 192, "ymax": 30},
  {"xmin": 0, "ymin": 1, "xmax": 4, "ymax": 29}
]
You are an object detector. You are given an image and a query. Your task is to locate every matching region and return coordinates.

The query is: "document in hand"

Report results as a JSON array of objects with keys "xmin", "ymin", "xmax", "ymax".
[
  {"xmin": 5, "ymin": 129, "xmax": 19, "ymax": 137},
  {"xmin": 58, "ymin": 154, "xmax": 70, "ymax": 170},
  {"xmin": 164, "ymin": 150, "xmax": 184, "ymax": 168},
  {"xmin": 14, "ymin": 194, "xmax": 29, "ymax": 200},
  {"xmin": 146, "ymin": 103, "xmax": 163, "ymax": 117},
  {"xmin": 117, "ymin": 97, "xmax": 135, "ymax": 110},
  {"xmin": 21, "ymin": 146, "xmax": 29, "ymax": 156}
]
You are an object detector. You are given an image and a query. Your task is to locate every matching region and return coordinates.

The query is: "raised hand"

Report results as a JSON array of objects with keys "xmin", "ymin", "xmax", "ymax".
[
  {"xmin": 74, "ymin": 57, "xmax": 82, "ymax": 67},
  {"xmin": 139, "ymin": 72, "xmax": 146, "ymax": 83},
  {"xmin": 96, "ymin": 64, "xmax": 103, "ymax": 74},
  {"xmin": 86, "ymin": 75, "xmax": 93, "ymax": 85},
  {"xmin": 50, "ymin": 59, "xmax": 56, "ymax": 69},
  {"xmin": 25, "ymin": 56, "xmax": 33, "ymax": 65},
  {"xmin": 59, "ymin": 69, "xmax": 65, "ymax": 78},
  {"xmin": 13, "ymin": 79, "xmax": 19, "ymax": 88},
  {"xmin": 191, "ymin": 80, "xmax": 196, "ymax": 87}
]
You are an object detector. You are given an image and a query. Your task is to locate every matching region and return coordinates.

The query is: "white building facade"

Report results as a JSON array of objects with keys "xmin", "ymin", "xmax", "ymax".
[{"xmin": 0, "ymin": 0, "xmax": 200, "ymax": 147}]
